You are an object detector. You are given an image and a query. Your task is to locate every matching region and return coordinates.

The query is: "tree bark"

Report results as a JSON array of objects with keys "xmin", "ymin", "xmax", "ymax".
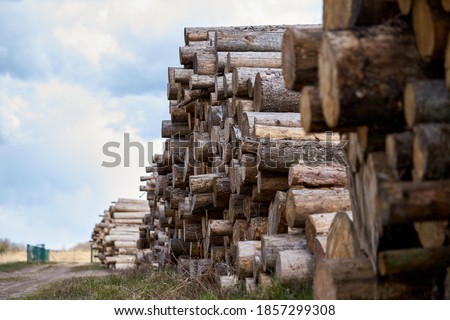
[
  {"xmin": 257, "ymin": 171, "xmax": 289, "ymax": 193},
  {"xmin": 404, "ymin": 80, "xmax": 450, "ymax": 127},
  {"xmin": 413, "ymin": 0, "xmax": 450, "ymax": 62},
  {"xmin": 248, "ymin": 217, "xmax": 268, "ymax": 240},
  {"xmin": 194, "ymin": 51, "xmax": 217, "ymax": 75},
  {"xmin": 254, "ymin": 72, "xmax": 301, "ymax": 112},
  {"xmin": 207, "ymin": 219, "xmax": 233, "ymax": 236},
  {"xmin": 326, "ymin": 211, "xmax": 361, "ymax": 259},
  {"xmin": 179, "ymin": 46, "xmax": 215, "ymax": 66},
  {"xmin": 189, "ymin": 74, "xmax": 215, "ymax": 90},
  {"xmin": 261, "ymin": 234, "xmax": 308, "ymax": 271},
  {"xmin": 232, "ymin": 68, "xmax": 282, "ymax": 97},
  {"xmin": 285, "ymin": 187, "xmax": 351, "ymax": 228},
  {"xmin": 267, "ymin": 191, "xmax": 288, "ymax": 235},
  {"xmin": 305, "ymin": 212, "xmax": 338, "ymax": 252},
  {"xmin": 189, "ymin": 173, "xmax": 226, "ymax": 194},
  {"xmin": 174, "ymin": 68, "xmax": 194, "ymax": 84},
  {"xmin": 385, "ymin": 131, "xmax": 413, "ymax": 180},
  {"xmin": 232, "ymin": 220, "xmax": 249, "ymax": 245},
  {"xmin": 413, "ymin": 123, "xmax": 450, "ymax": 180},
  {"xmin": 192, "ymin": 193, "xmax": 214, "ymax": 213},
  {"xmin": 243, "ymin": 197, "xmax": 270, "ymax": 220},
  {"xmin": 215, "ymin": 30, "xmax": 284, "ymax": 52},
  {"xmin": 288, "ymin": 164, "xmax": 348, "ymax": 187},
  {"xmin": 319, "ymin": 25, "xmax": 426, "ymax": 128},
  {"xmin": 213, "ymin": 176, "xmax": 231, "ymax": 208},
  {"xmin": 414, "ymin": 220, "xmax": 448, "ymax": 248},
  {"xmin": 300, "ymin": 86, "xmax": 330, "ymax": 133},
  {"xmin": 314, "ymin": 236, "xmax": 328, "ymax": 260},
  {"xmin": 282, "ymin": 26, "xmax": 322, "ymax": 91},
  {"xmin": 237, "ymin": 241, "xmax": 261, "ymax": 279},
  {"xmin": 226, "ymin": 52, "xmax": 282, "ymax": 73}
]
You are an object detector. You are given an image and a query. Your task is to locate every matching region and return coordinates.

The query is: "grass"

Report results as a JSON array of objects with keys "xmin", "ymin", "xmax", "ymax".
[
  {"xmin": 0, "ymin": 262, "xmax": 34, "ymax": 273},
  {"xmin": 69, "ymin": 263, "xmax": 105, "ymax": 273},
  {"xmin": 25, "ymin": 264, "xmax": 312, "ymax": 300}
]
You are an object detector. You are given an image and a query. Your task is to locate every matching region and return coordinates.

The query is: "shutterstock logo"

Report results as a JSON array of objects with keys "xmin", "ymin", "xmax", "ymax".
[{"xmin": 101, "ymin": 132, "xmax": 348, "ymax": 169}]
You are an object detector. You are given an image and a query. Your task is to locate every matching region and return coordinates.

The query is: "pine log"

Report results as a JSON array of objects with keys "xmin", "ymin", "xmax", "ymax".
[
  {"xmin": 258, "ymin": 139, "xmax": 346, "ymax": 173},
  {"xmin": 170, "ymin": 239, "xmax": 190, "ymax": 257},
  {"xmin": 267, "ymin": 191, "xmax": 288, "ymax": 235},
  {"xmin": 314, "ymin": 236, "xmax": 328, "ymax": 260},
  {"xmin": 215, "ymin": 30, "xmax": 284, "ymax": 52},
  {"xmin": 319, "ymin": 25, "xmax": 426, "ymax": 128},
  {"xmin": 237, "ymin": 241, "xmax": 261, "ymax": 279},
  {"xmin": 257, "ymin": 171, "xmax": 289, "ymax": 193},
  {"xmin": 253, "ymin": 254, "xmax": 264, "ymax": 281},
  {"xmin": 282, "ymin": 26, "xmax": 322, "ymax": 91},
  {"xmin": 213, "ymin": 176, "xmax": 231, "ymax": 208},
  {"xmin": 189, "ymin": 173, "xmax": 226, "ymax": 194},
  {"xmin": 378, "ymin": 246, "xmax": 450, "ymax": 276},
  {"xmin": 404, "ymin": 80, "xmax": 450, "ymax": 127},
  {"xmin": 243, "ymin": 197, "xmax": 270, "ymax": 220},
  {"xmin": 229, "ymin": 194, "xmax": 246, "ymax": 222},
  {"xmin": 170, "ymin": 105, "xmax": 189, "ymax": 123},
  {"xmin": 253, "ymin": 124, "xmax": 333, "ymax": 140},
  {"xmin": 167, "ymin": 68, "xmax": 178, "ymax": 100},
  {"xmin": 111, "ymin": 203, "xmax": 149, "ymax": 213},
  {"xmin": 210, "ymin": 246, "xmax": 227, "ymax": 262},
  {"xmin": 254, "ymin": 72, "xmax": 301, "ymax": 112},
  {"xmin": 323, "ymin": 0, "xmax": 399, "ymax": 30},
  {"xmin": 105, "ymin": 234, "xmax": 140, "ymax": 242},
  {"xmin": 275, "ymin": 250, "xmax": 313, "ymax": 288},
  {"xmin": 113, "ymin": 241, "xmax": 137, "ymax": 249},
  {"xmin": 285, "ymin": 187, "xmax": 351, "ymax": 228},
  {"xmin": 313, "ymin": 258, "xmax": 377, "ymax": 299},
  {"xmin": 240, "ymin": 154, "xmax": 258, "ymax": 184},
  {"xmin": 305, "ymin": 212, "xmax": 338, "ymax": 252},
  {"xmin": 326, "ymin": 211, "xmax": 361, "ymax": 259},
  {"xmin": 288, "ymin": 164, "xmax": 348, "ymax": 187},
  {"xmin": 193, "ymin": 50, "xmax": 216, "ymax": 76},
  {"xmin": 161, "ymin": 121, "xmax": 191, "ymax": 138},
  {"xmin": 248, "ymin": 217, "xmax": 268, "ymax": 240},
  {"xmin": 192, "ymin": 193, "xmax": 214, "ymax": 213},
  {"xmin": 413, "ymin": 0, "xmax": 450, "ymax": 62},
  {"xmin": 413, "ymin": 123, "xmax": 450, "ymax": 180},
  {"xmin": 207, "ymin": 219, "xmax": 233, "ymax": 236},
  {"xmin": 414, "ymin": 220, "xmax": 448, "ymax": 248},
  {"xmin": 251, "ymin": 184, "xmax": 277, "ymax": 203},
  {"xmin": 261, "ymin": 234, "xmax": 308, "ymax": 271},
  {"xmin": 179, "ymin": 46, "xmax": 215, "ymax": 66},
  {"xmin": 398, "ymin": 0, "xmax": 412, "ymax": 14},
  {"xmin": 226, "ymin": 52, "xmax": 282, "ymax": 72},
  {"xmin": 232, "ymin": 220, "xmax": 249, "ymax": 245},
  {"xmin": 183, "ymin": 220, "xmax": 203, "ymax": 242},
  {"xmin": 174, "ymin": 68, "xmax": 194, "ymax": 84},
  {"xmin": 300, "ymin": 85, "xmax": 332, "ymax": 134},
  {"xmin": 232, "ymin": 67, "xmax": 282, "ymax": 97},
  {"xmin": 385, "ymin": 131, "xmax": 413, "ymax": 180},
  {"xmin": 189, "ymin": 74, "xmax": 215, "ymax": 90},
  {"xmin": 242, "ymin": 111, "xmax": 300, "ymax": 137}
]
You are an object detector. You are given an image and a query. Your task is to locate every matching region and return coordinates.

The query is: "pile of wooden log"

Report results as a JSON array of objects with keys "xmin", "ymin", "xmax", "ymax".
[
  {"xmin": 91, "ymin": 198, "xmax": 149, "ymax": 270},
  {"xmin": 135, "ymin": 22, "xmax": 357, "ymax": 292},
  {"xmin": 309, "ymin": 0, "xmax": 450, "ymax": 299}
]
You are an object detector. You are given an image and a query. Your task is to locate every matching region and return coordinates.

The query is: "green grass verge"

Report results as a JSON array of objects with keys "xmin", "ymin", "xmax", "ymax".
[
  {"xmin": 69, "ymin": 263, "xmax": 105, "ymax": 273},
  {"xmin": 25, "ymin": 265, "xmax": 312, "ymax": 300}
]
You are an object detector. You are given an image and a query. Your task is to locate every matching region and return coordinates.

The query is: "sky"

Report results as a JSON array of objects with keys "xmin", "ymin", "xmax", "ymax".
[{"xmin": 0, "ymin": 0, "xmax": 322, "ymax": 249}]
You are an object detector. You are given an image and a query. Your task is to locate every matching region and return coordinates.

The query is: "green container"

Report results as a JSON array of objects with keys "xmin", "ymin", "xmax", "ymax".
[{"xmin": 27, "ymin": 244, "xmax": 50, "ymax": 263}]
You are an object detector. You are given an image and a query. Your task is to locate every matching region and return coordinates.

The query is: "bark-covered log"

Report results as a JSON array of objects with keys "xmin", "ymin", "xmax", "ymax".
[
  {"xmin": 385, "ymin": 131, "xmax": 413, "ymax": 180},
  {"xmin": 174, "ymin": 68, "xmax": 194, "ymax": 84},
  {"xmin": 414, "ymin": 220, "xmax": 448, "ymax": 248},
  {"xmin": 215, "ymin": 30, "xmax": 284, "ymax": 52},
  {"xmin": 257, "ymin": 171, "xmax": 289, "ymax": 193},
  {"xmin": 319, "ymin": 25, "xmax": 426, "ymax": 128},
  {"xmin": 275, "ymin": 250, "xmax": 313, "ymax": 288},
  {"xmin": 232, "ymin": 220, "xmax": 249, "ymax": 245},
  {"xmin": 253, "ymin": 124, "xmax": 333, "ymax": 140},
  {"xmin": 207, "ymin": 219, "xmax": 233, "ymax": 236},
  {"xmin": 242, "ymin": 111, "xmax": 300, "ymax": 137},
  {"xmin": 323, "ymin": 0, "xmax": 399, "ymax": 30},
  {"xmin": 229, "ymin": 194, "xmax": 246, "ymax": 222},
  {"xmin": 267, "ymin": 191, "xmax": 288, "ymax": 235},
  {"xmin": 189, "ymin": 173, "xmax": 227, "ymax": 194},
  {"xmin": 232, "ymin": 67, "xmax": 282, "ymax": 97},
  {"xmin": 243, "ymin": 197, "xmax": 270, "ymax": 220},
  {"xmin": 254, "ymin": 72, "xmax": 301, "ymax": 112},
  {"xmin": 404, "ymin": 80, "xmax": 450, "ymax": 127},
  {"xmin": 213, "ymin": 176, "xmax": 231, "ymax": 208},
  {"xmin": 226, "ymin": 52, "xmax": 282, "ymax": 73},
  {"xmin": 189, "ymin": 74, "xmax": 215, "ymax": 90},
  {"xmin": 305, "ymin": 212, "xmax": 338, "ymax": 252},
  {"xmin": 237, "ymin": 241, "xmax": 261, "ymax": 279},
  {"xmin": 288, "ymin": 164, "xmax": 348, "ymax": 187},
  {"xmin": 413, "ymin": 123, "xmax": 450, "ymax": 180},
  {"xmin": 282, "ymin": 26, "xmax": 322, "ymax": 91},
  {"xmin": 192, "ymin": 193, "xmax": 214, "ymax": 213},
  {"xmin": 412, "ymin": 0, "xmax": 450, "ymax": 62},
  {"xmin": 179, "ymin": 46, "xmax": 215, "ymax": 66},
  {"xmin": 194, "ymin": 51, "xmax": 217, "ymax": 75},
  {"xmin": 314, "ymin": 236, "xmax": 328, "ymax": 260},
  {"xmin": 285, "ymin": 187, "xmax": 351, "ymax": 228},
  {"xmin": 248, "ymin": 217, "xmax": 268, "ymax": 240}
]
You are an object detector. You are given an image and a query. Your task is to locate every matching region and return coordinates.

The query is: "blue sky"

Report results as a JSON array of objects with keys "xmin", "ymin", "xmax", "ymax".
[{"xmin": 0, "ymin": 0, "xmax": 322, "ymax": 249}]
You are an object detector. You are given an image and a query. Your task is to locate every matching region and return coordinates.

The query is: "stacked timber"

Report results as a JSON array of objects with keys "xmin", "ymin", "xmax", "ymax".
[
  {"xmin": 137, "ymin": 22, "xmax": 356, "ymax": 293},
  {"xmin": 91, "ymin": 198, "xmax": 149, "ymax": 269},
  {"xmin": 308, "ymin": 0, "xmax": 450, "ymax": 299}
]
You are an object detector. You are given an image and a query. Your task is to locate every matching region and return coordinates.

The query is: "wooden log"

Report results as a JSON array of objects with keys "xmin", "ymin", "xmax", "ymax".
[
  {"xmin": 216, "ymin": 52, "xmax": 228, "ymax": 74},
  {"xmin": 242, "ymin": 111, "xmax": 300, "ymax": 137},
  {"xmin": 170, "ymin": 106, "xmax": 188, "ymax": 123},
  {"xmin": 232, "ymin": 220, "xmax": 249, "ymax": 245},
  {"xmin": 326, "ymin": 211, "xmax": 360, "ymax": 259},
  {"xmin": 112, "ymin": 212, "xmax": 148, "ymax": 219},
  {"xmin": 275, "ymin": 250, "xmax": 313, "ymax": 288},
  {"xmin": 413, "ymin": 0, "xmax": 450, "ymax": 62},
  {"xmin": 219, "ymin": 275, "xmax": 238, "ymax": 290},
  {"xmin": 267, "ymin": 191, "xmax": 288, "ymax": 235},
  {"xmin": 240, "ymin": 154, "xmax": 258, "ymax": 184},
  {"xmin": 314, "ymin": 236, "xmax": 328, "ymax": 260},
  {"xmin": 213, "ymin": 176, "xmax": 231, "ymax": 208},
  {"xmin": 167, "ymin": 67, "xmax": 178, "ymax": 100},
  {"xmin": 398, "ymin": 0, "xmax": 412, "ymax": 14},
  {"xmin": 207, "ymin": 219, "xmax": 233, "ymax": 236},
  {"xmin": 253, "ymin": 72, "xmax": 301, "ymax": 112},
  {"xmin": 300, "ymin": 86, "xmax": 330, "ymax": 133},
  {"xmin": 253, "ymin": 124, "xmax": 332, "ymax": 140},
  {"xmin": 179, "ymin": 46, "xmax": 215, "ymax": 66},
  {"xmin": 404, "ymin": 80, "xmax": 450, "ymax": 127},
  {"xmin": 244, "ymin": 197, "xmax": 270, "ymax": 220},
  {"xmin": 323, "ymin": 0, "xmax": 399, "ymax": 31},
  {"xmin": 253, "ymin": 254, "xmax": 264, "ymax": 281},
  {"xmin": 215, "ymin": 30, "xmax": 283, "ymax": 52},
  {"xmin": 282, "ymin": 26, "xmax": 322, "ymax": 91},
  {"xmin": 174, "ymin": 68, "xmax": 194, "ymax": 84},
  {"xmin": 258, "ymin": 273, "xmax": 273, "ymax": 291},
  {"xmin": 413, "ymin": 123, "xmax": 450, "ymax": 180},
  {"xmin": 378, "ymin": 246, "xmax": 450, "ymax": 276},
  {"xmin": 313, "ymin": 258, "xmax": 377, "ymax": 299},
  {"xmin": 261, "ymin": 234, "xmax": 308, "ymax": 271},
  {"xmin": 319, "ymin": 25, "xmax": 426, "ymax": 128},
  {"xmin": 223, "ymin": 73, "xmax": 233, "ymax": 97},
  {"xmin": 161, "ymin": 120, "xmax": 190, "ymax": 138},
  {"xmin": 288, "ymin": 164, "xmax": 348, "ymax": 187},
  {"xmin": 192, "ymin": 193, "xmax": 214, "ymax": 213},
  {"xmin": 305, "ymin": 212, "xmax": 338, "ymax": 252},
  {"xmin": 257, "ymin": 171, "xmax": 289, "ymax": 194},
  {"xmin": 229, "ymin": 194, "xmax": 246, "ymax": 222},
  {"xmin": 237, "ymin": 241, "xmax": 261, "ymax": 279},
  {"xmin": 285, "ymin": 187, "xmax": 351, "ymax": 228},
  {"xmin": 258, "ymin": 139, "xmax": 346, "ymax": 173},
  {"xmin": 193, "ymin": 51, "xmax": 217, "ymax": 75},
  {"xmin": 232, "ymin": 67, "xmax": 282, "ymax": 97},
  {"xmin": 210, "ymin": 246, "xmax": 226, "ymax": 262},
  {"xmin": 169, "ymin": 239, "xmax": 190, "ymax": 257},
  {"xmin": 385, "ymin": 131, "xmax": 413, "ymax": 180},
  {"xmin": 226, "ymin": 52, "xmax": 282, "ymax": 72},
  {"xmin": 111, "ymin": 203, "xmax": 149, "ymax": 213},
  {"xmin": 105, "ymin": 234, "xmax": 140, "ymax": 242},
  {"xmin": 189, "ymin": 173, "xmax": 226, "ymax": 194},
  {"xmin": 183, "ymin": 220, "xmax": 203, "ymax": 242},
  {"xmin": 113, "ymin": 241, "xmax": 137, "ymax": 249},
  {"xmin": 189, "ymin": 74, "xmax": 215, "ymax": 90},
  {"xmin": 414, "ymin": 220, "xmax": 448, "ymax": 248},
  {"xmin": 248, "ymin": 217, "xmax": 268, "ymax": 240}
]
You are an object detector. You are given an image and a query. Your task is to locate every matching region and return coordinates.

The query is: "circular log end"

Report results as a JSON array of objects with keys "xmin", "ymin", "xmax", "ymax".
[
  {"xmin": 385, "ymin": 135, "xmax": 398, "ymax": 171},
  {"xmin": 412, "ymin": 0, "xmax": 435, "ymax": 62},
  {"xmin": 412, "ymin": 127, "xmax": 426, "ymax": 181},
  {"xmin": 282, "ymin": 28, "xmax": 297, "ymax": 91},
  {"xmin": 403, "ymin": 82, "xmax": 416, "ymax": 128}
]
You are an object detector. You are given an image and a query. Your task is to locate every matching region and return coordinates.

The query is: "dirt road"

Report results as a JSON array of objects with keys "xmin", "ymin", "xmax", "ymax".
[{"xmin": 0, "ymin": 263, "xmax": 111, "ymax": 299}]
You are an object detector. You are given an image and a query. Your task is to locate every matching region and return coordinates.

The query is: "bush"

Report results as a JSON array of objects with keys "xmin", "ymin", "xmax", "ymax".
[{"xmin": 0, "ymin": 238, "xmax": 25, "ymax": 254}]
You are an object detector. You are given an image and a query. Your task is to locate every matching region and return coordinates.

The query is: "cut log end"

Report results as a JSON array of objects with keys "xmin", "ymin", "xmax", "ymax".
[{"xmin": 319, "ymin": 37, "xmax": 339, "ymax": 128}]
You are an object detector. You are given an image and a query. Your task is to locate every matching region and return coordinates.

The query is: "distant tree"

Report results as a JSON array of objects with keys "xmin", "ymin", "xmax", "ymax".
[{"xmin": 0, "ymin": 238, "xmax": 25, "ymax": 254}]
